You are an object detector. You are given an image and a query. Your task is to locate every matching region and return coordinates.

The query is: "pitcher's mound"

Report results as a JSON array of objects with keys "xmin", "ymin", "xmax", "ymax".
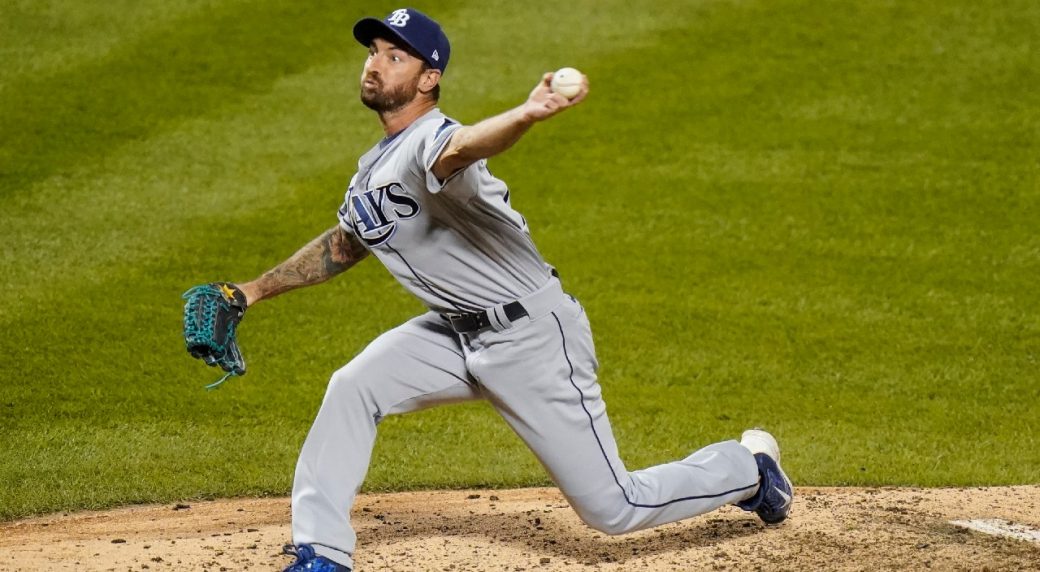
[{"xmin": 2, "ymin": 487, "xmax": 1038, "ymax": 571}]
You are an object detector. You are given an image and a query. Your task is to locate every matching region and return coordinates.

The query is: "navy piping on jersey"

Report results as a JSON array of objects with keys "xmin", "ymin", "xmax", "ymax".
[
  {"xmin": 379, "ymin": 129, "xmax": 404, "ymax": 150},
  {"xmin": 426, "ymin": 123, "xmax": 467, "ymax": 188},
  {"xmin": 386, "ymin": 244, "xmax": 481, "ymax": 313},
  {"xmin": 550, "ymin": 312, "xmax": 758, "ymax": 508},
  {"xmin": 434, "ymin": 118, "xmax": 457, "ymax": 139}
]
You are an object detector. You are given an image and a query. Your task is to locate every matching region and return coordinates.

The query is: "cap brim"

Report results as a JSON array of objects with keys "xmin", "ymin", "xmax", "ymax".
[{"xmin": 353, "ymin": 18, "xmax": 408, "ymax": 50}]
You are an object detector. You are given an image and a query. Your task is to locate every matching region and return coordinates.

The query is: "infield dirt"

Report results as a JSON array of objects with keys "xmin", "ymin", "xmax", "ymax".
[{"xmin": 2, "ymin": 487, "xmax": 1037, "ymax": 571}]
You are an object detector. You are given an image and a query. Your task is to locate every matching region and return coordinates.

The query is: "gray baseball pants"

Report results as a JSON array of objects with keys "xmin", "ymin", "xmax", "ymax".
[{"xmin": 290, "ymin": 278, "xmax": 760, "ymax": 568}]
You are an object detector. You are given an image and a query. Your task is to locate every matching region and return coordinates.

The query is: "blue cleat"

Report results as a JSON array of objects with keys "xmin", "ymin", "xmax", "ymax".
[
  {"xmin": 736, "ymin": 429, "xmax": 794, "ymax": 524},
  {"xmin": 282, "ymin": 544, "xmax": 352, "ymax": 572}
]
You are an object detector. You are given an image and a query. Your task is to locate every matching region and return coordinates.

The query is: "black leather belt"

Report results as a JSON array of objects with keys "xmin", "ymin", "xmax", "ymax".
[{"xmin": 443, "ymin": 301, "xmax": 528, "ymax": 334}]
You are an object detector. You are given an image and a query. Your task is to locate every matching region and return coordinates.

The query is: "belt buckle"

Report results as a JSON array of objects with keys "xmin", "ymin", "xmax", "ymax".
[
  {"xmin": 445, "ymin": 310, "xmax": 493, "ymax": 333},
  {"xmin": 445, "ymin": 313, "xmax": 467, "ymax": 331}
]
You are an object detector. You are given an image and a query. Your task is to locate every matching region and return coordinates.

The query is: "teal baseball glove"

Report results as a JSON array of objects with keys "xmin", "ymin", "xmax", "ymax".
[{"xmin": 182, "ymin": 282, "xmax": 248, "ymax": 388}]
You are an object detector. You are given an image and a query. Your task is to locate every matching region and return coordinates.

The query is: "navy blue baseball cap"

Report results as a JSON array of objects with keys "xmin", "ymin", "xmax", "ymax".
[{"xmin": 353, "ymin": 8, "xmax": 451, "ymax": 73}]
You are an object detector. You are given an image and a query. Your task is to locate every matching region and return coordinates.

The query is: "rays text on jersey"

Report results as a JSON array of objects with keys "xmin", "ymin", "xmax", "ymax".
[{"xmin": 346, "ymin": 182, "xmax": 421, "ymax": 246}]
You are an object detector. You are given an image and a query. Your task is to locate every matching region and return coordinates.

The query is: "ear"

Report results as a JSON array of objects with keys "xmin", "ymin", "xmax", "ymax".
[{"xmin": 418, "ymin": 69, "xmax": 441, "ymax": 95}]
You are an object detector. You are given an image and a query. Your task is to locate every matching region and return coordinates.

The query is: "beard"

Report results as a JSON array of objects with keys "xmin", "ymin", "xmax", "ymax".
[{"xmin": 360, "ymin": 72, "xmax": 421, "ymax": 113}]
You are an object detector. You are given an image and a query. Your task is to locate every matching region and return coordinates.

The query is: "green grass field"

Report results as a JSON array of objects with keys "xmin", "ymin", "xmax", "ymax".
[{"xmin": 1, "ymin": 0, "xmax": 1037, "ymax": 520}]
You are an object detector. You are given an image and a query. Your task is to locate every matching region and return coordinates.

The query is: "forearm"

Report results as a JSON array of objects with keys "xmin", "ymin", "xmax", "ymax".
[
  {"xmin": 237, "ymin": 225, "xmax": 368, "ymax": 306},
  {"xmin": 438, "ymin": 106, "xmax": 535, "ymax": 169},
  {"xmin": 433, "ymin": 71, "xmax": 587, "ymax": 180}
]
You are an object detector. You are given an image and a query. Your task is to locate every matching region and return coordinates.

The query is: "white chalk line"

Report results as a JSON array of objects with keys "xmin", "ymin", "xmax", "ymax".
[{"xmin": 950, "ymin": 519, "xmax": 1040, "ymax": 544}]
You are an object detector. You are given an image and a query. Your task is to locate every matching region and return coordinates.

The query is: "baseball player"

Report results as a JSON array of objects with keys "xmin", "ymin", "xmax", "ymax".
[{"xmin": 186, "ymin": 8, "xmax": 793, "ymax": 572}]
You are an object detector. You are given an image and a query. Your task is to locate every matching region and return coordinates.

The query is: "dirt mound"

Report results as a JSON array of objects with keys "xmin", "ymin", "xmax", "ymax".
[{"xmin": 2, "ymin": 487, "xmax": 1038, "ymax": 571}]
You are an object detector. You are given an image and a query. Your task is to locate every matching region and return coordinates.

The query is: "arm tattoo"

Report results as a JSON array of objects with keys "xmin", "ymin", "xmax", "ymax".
[
  {"xmin": 252, "ymin": 225, "xmax": 368, "ymax": 301},
  {"xmin": 320, "ymin": 225, "xmax": 366, "ymax": 276}
]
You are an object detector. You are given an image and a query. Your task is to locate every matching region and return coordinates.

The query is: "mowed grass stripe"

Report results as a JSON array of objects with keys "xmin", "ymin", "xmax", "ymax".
[
  {"xmin": 0, "ymin": 0, "xmax": 249, "ymax": 88},
  {"xmin": 0, "ymin": 0, "xmax": 370, "ymax": 197}
]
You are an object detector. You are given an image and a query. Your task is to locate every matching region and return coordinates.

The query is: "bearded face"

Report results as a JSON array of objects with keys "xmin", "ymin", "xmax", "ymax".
[{"xmin": 360, "ymin": 67, "xmax": 422, "ymax": 113}]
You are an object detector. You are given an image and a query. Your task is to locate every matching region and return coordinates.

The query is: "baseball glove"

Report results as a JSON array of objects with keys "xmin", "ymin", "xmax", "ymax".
[{"xmin": 182, "ymin": 282, "xmax": 248, "ymax": 388}]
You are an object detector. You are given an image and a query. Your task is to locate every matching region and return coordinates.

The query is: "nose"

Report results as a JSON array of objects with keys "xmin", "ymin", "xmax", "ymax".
[
  {"xmin": 363, "ymin": 54, "xmax": 384, "ymax": 76},
  {"xmin": 361, "ymin": 62, "xmax": 380, "ymax": 85}
]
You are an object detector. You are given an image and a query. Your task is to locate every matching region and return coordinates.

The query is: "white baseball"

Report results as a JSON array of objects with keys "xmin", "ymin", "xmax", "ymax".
[{"xmin": 550, "ymin": 67, "xmax": 583, "ymax": 99}]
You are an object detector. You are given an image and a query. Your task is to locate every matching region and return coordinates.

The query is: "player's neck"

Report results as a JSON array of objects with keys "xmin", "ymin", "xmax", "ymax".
[{"xmin": 378, "ymin": 98, "xmax": 438, "ymax": 136}]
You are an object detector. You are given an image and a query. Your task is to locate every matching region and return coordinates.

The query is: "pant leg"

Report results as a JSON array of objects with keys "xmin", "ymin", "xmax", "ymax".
[
  {"xmin": 292, "ymin": 312, "xmax": 479, "ymax": 567},
  {"xmin": 464, "ymin": 295, "xmax": 760, "ymax": 535}
]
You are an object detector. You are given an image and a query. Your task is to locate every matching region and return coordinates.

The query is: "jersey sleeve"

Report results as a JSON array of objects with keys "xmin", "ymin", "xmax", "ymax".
[{"xmin": 420, "ymin": 118, "xmax": 468, "ymax": 194}]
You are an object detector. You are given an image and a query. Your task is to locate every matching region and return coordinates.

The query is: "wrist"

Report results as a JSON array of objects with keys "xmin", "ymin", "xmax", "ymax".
[
  {"xmin": 235, "ymin": 282, "xmax": 261, "ymax": 307},
  {"xmin": 516, "ymin": 103, "xmax": 542, "ymax": 126}
]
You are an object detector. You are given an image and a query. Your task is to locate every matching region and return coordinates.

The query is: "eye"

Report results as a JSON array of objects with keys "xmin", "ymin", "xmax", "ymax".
[{"xmin": 391, "ymin": 54, "xmax": 402, "ymax": 63}]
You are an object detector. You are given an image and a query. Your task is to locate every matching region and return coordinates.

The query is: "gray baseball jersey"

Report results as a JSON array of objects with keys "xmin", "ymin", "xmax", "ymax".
[
  {"xmin": 336, "ymin": 108, "xmax": 553, "ymax": 313},
  {"xmin": 291, "ymin": 108, "xmax": 763, "ymax": 569}
]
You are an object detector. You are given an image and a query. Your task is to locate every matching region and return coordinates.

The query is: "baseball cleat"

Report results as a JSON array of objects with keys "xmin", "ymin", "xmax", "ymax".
[
  {"xmin": 736, "ymin": 429, "xmax": 794, "ymax": 524},
  {"xmin": 282, "ymin": 544, "xmax": 352, "ymax": 572}
]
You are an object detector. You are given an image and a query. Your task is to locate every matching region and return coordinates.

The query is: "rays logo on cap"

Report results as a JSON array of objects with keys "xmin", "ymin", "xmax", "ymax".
[{"xmin": 387, "ymin": 9, "xmax": 410, "ymax": 27}]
